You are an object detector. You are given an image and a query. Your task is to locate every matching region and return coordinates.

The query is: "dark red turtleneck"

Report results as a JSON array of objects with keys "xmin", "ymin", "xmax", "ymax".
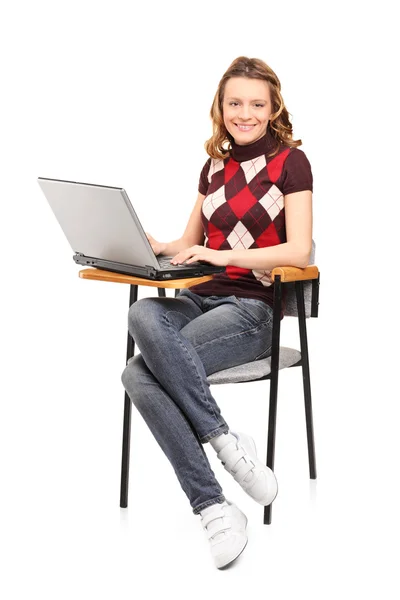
[{"xmin": 189, "ymin": 128, "xmax": 313, "ymax": 312}]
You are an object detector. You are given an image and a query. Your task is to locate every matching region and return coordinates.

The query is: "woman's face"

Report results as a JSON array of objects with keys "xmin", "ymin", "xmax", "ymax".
[{"xmin": 222, "ymin": 77, "xmax": 272, "ymax": 146}]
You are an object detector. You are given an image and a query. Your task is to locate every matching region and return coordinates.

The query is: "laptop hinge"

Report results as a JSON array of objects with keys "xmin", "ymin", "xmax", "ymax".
[{"xmin": 144, "ymin": 265, "xmax": 159, "ymax": 279}]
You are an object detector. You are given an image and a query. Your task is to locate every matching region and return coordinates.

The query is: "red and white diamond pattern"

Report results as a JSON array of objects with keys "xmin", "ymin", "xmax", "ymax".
[
  {"xmin": 252, "ymin": 268, "xmax": 273, "ymax": 287},
  {"xmin": 190, "ymin": 143, "xmax": 312, "ymax": 306},
  {"xmin": 258, "ymin": 184, "xmax": 284, "ymax": 221},
  {"xmin": 203, "ymin": 187, "xmax": 226, "ymax": 220},
  {"xmin": 241, "ymin": 156, "xmax": 267, "ymax": 184},
  {"xmin": 227, "ymin": 221, "xmax": 255, "ymax": 249},
  {"xmin": 207, "ymin": 158, "xmax": 224, "ymax": 184},
  {"xmin": 201, "ymin": 156, "xmax": 287, "ymax": 288}
]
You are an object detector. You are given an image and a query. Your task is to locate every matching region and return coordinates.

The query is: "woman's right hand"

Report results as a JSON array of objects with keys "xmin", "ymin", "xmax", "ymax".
[{"xmin": 145, "ymin": 232, "xmax": 167, "ymax": 256}]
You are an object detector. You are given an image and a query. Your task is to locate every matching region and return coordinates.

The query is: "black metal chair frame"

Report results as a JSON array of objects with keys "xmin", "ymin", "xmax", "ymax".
[{"xmin": 120, "ymin": 273, "xmax": 320, "ymax": 524}]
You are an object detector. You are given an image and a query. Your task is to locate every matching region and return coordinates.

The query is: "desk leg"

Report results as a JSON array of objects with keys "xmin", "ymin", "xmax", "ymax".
[
  {"xmin": 120, "ymin": 284, "xmax": 138, "ymax": 508},
  {"xmin": 119, "ymin": 285, "xmax": 171, "ymax": 508}
]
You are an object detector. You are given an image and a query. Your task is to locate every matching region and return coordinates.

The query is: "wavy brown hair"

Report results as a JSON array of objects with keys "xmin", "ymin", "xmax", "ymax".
[{"xmin": 205, "ymin": 56, "xmax": 302, "ymax": 160}]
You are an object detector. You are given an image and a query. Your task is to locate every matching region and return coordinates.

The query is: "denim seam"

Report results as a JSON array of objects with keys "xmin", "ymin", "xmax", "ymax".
[
  {"xmin": 176, "ymin": 293, "xmax": 203, "ymax": 312},
  {"xmin": 233, "ymin": 294, "xmax": 273, "ymax": 312},
  {"xmin": 193, "ymin": 495, "xmax": 226, "ymax": 515},
  {"xmin": 192, "ymin": 320, "xmax": 271, "ymax": 352},
  {"xmin": 123, "ymin": 354, "xmax": 223, "ymax": 503},
  {"xmin": 162, "ymin": 310, "xmax": 223, "ymax": 426},
  {"xmin": 237, "ymin": 306, "xmax": 273, "ymax": 326},
  {"xmin": 254, "ymin": 343, "xmax": 273, "ymax": 361},
  {"xmin": 199, "ymin": 424, "xmax": 230, "ymax": 444},
  {"xmin": 179, "ymin": 421, "xmax": 225, "ymax": 498}
]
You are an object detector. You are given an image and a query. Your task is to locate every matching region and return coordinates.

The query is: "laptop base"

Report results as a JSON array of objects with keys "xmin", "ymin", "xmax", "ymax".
[{"xmin": 73, "ymin": 253, "xmax": 225, "ymax": 281}]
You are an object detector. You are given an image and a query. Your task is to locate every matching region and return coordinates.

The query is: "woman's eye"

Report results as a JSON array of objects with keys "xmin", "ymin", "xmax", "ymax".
[{"xmin": 229, "ymin": 102, "xmax": 265, "ymax": 108}]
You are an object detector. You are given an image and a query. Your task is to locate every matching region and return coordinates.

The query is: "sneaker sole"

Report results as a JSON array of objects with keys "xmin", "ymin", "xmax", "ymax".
[{"xmin": 217, "ymin": 538, "xmax": 248, "ymax": 570}]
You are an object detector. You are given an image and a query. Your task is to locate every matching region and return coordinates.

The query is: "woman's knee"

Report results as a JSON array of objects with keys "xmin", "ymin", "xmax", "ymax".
[
  {"xmin": 127, "ymin": 298, "xmax": 160, "ymax": 337},
  {"xmin": 121, "ymin": 362, "xmax": 132, "ymax": 391},
  {"xmin": 121, "ymin": 355, "xmax": 148, "ymax": 403}
]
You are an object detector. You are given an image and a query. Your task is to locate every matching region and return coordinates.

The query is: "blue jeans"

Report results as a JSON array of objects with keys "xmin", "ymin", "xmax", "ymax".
[{"xmin": 121, "ymin": 288, "xmax": 273, "ymax": 515}]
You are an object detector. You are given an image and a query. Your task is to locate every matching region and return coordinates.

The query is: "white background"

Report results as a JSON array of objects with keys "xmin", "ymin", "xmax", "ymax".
[{"xmin": 1, "ymin": 0, "xmax": 399, "ymax": 596}]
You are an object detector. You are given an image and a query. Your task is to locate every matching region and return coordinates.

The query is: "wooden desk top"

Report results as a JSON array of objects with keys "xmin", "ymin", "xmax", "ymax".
[
  {"xmin": 78, "ymin": 268, "xmax": 214, "ymax": 288},
  {"xmin": 79, "ymin": 264, "xmax": 319, "ymax": 288}
]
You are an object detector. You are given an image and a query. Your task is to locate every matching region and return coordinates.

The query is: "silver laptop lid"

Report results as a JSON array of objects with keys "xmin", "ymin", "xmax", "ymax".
[{"xmin": 37, "ymin": 178, "xmax": 160, "ymax": 268}]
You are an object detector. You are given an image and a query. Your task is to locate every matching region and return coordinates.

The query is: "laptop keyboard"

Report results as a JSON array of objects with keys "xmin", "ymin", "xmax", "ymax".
[{"xmin": 158, "ymin": 256, "xmax": 202, "ymax": 269}]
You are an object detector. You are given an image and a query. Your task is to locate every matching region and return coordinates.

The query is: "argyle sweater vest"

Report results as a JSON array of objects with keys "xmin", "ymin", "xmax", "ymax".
[{"xmin": 188, "ymin": 129, "xmax": 313, "ymax": 312}]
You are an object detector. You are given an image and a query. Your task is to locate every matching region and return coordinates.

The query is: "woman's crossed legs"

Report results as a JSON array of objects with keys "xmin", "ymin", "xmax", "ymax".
[{"xmin": 121, "ymin": 289, "xmax": 273, "ymax": 514}]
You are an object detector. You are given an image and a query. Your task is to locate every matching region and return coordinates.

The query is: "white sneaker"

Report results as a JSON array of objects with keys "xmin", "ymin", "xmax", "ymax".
[
  {"xmin": 200, "ymin": 500, "xmax": 248, "ymax": 569},
  {"xmin": 217, "ymin": 431, "xmax": 278, "ymax": 506}
]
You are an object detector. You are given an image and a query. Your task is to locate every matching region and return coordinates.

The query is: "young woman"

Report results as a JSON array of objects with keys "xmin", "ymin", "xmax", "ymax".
[{"xmin": 121, "ymin": 56, "xmax": 313, "ymax": 569}]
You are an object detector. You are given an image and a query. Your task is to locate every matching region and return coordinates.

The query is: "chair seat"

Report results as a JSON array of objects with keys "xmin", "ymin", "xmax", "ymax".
[
  {"xmin": 127, "ymin": 346, "xmax": 301, "ymax": 385},
  {"xmin": 206, "ymin": 347, "xmax": 301, "ymax": 385},
  {"xmin": 127, "ymin": 347, "xmax": 301, "ymax": 384}
]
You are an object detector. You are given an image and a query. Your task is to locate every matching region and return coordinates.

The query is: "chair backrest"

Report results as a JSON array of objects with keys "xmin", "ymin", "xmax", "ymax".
[{"xmin": 284, "ymin": 240, "xmax": 316, "ymax": 318}]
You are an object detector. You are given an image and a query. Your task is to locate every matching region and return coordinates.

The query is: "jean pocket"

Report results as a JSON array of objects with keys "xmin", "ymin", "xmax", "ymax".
[{"xmin": 234, "ymin": 297, "xmax": 273, "ymax": 325}]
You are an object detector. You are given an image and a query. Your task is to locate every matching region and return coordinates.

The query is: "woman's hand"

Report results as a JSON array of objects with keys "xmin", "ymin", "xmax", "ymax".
[
  {"xmin": 145, "ymin": 232, "xmax": 167, "ymax": 256},
  {"xmin": 171, "ymin": 245, "xmax": 230, "ymax": 267}
]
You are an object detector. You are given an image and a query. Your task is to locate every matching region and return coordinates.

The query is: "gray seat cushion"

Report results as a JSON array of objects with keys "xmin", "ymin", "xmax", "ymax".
[{"xmin": 207, "ymin": 347, "xmax": 301, "ymax": 385}]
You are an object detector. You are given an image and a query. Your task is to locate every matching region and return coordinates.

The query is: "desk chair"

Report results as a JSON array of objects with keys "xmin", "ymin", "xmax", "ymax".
[{"xmin": 79, "ymin": 260, "xmax": 319, "ymax": 525}]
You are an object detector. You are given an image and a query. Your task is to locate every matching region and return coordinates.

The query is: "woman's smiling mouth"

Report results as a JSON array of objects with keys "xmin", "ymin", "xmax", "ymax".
[{"xmin": 235, "ymin": 123, "xmax": 256, "ymax": 131}]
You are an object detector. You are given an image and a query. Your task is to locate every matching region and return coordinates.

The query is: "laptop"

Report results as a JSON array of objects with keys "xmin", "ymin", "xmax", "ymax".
[{"xmin": 37, "ymin": 177, "xmax": 226, "ymax": 280}]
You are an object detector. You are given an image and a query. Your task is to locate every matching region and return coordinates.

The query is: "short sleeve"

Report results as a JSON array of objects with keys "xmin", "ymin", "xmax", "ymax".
[
  {"xmin": 198, "ymin": 158, "xmax": 211, "ymax": 195},
  {"xmin": 281, "ymin": 148, "xmax": 313, "ymax": 195}
]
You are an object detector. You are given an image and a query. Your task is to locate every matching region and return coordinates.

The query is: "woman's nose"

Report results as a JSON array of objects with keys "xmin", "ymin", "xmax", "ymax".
[{"xmin": 238, "ymin": 104, "xmax": 251, "ymax": 119}]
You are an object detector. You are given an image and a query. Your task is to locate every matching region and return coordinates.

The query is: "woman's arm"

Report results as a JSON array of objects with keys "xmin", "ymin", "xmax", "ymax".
[
  {"xmin": 224, "ymin": 189, "xmax": 313, "ymax": 270},
  {"xmin": 173, "ymin": 189, "xmax": 313, "ymax": 269}
]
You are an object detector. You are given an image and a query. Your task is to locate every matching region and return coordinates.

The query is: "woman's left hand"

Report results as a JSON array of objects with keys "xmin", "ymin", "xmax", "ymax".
[{"xmin": 171, "ymin": 246, "xmax": 230, "ymax": 267}]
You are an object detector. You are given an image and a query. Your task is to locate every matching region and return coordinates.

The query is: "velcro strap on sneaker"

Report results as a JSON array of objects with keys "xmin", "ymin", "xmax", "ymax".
[
  {"xmin": 233, "ymin": 460, "xmax": 255, "ymax": 485},
  {"xmin": 201, "ymin": 510, "xmax": 225, "ymax": 529},
  {"xmin": 218, "ymin": 446, "xmax": 246, "ymax": 473},
  {"xmin": 207, "ymin": 523, "xmax": 232, "ymax": 541}
]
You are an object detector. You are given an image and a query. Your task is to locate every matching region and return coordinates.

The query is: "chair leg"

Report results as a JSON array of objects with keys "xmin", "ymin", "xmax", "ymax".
[
  {"xmin": 120, "ymin": 284, "xmax": 138, "ymax": 508},
  {"xmin": 295, "ymin": 282, "xmax": 317, "ymax": 480},
  {"xmin": 264, "ymin": 276, "xmax": 282, "ymax": 525},
  {"xmin": 264, "ymin": 367, "xmax": 280, "ymax": 525}
]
